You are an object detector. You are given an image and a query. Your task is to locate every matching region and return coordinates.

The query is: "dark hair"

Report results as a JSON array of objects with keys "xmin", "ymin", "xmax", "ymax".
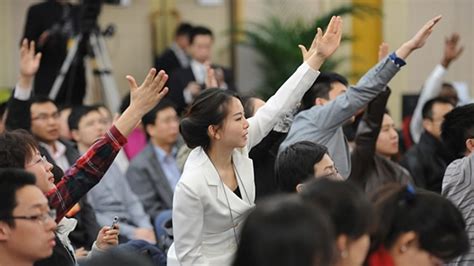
[
  {"xmin": 142, "ymin": 99, "xmax": 177, "ymax": 134},
  {"xmin": 276, "ymin": 141, "xmax": 328, "ymax": 192},
  {"xmin": 300, "ymin": 72, "xmax": 348, "ymax": 111},
  {"xmin": 0, "ymin": 129, "xmax": 39, "ymax": 168},
  {"xmin": 233, "ymin": 195, "xmax": 335, "ymax": 266},
  {"xmin": 421, "ymin": 97, "xmax": 454, "ymax": 120},
  {"xmin": 189, "ymin": 25, "xmax": 213, "ymax": 44},
  {"xmin": 68, "ymin": 105, "xmax": 100, "ymax": 131},
  {"xmin": 30, "ymin": 95, "xmax": 56, "ymax": 107},
  {"xmin": 300, "ymin": 179, "xmax": 372, "ymax": 239},
  {"xmin": 441, "ymin": 103, "xmax": 474, "ymax": 158},
  {"xmin": 175, "ymin": 22, "xmax": 193, "ymax": 37},
  {"xmin": 0, "ymin": 168, "xmax": 36, "ymax": 227},
  {"xmin": 240, "ymin": 95, "xmax": 262, "ymax": 119},
  {"xmin": 370, "ymin": 184, "xmax": 469, "ymax": 261},
  {"xmin": 180, "ymin": 88, "xmax": 239, "ymax": 150}
]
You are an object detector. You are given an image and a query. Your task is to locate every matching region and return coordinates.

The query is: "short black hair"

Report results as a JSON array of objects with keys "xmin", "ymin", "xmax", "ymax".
[
  {"xmin": 370, "ymin": 184, "xmax": 469, "ymax": 261},
  {"xmin": 0, "ymin": 129, "xmax": 39, "ymax": 168},
  {"xmin": 421, "ymin": 97, "xmax": 454, "ymax": 120},
  {"xmin": 142, "ymin": 99, "xmax": 177, "ymax": 137},
  {"xmin": 175, "ymin": 22, "xmax": 193, "ymax": 37},
  {"xmin": 68, "ymin": 105, "xmax": 100, "ymax": 131},
  {"xmin": 30, "ymin": 95, "xmax": 56, "ymax": 107},
  {"xmin": 300, "ymin": 179, "xmax": 373, "ymax": 240},
  {"xmin": 189, "ymin": 25, "xmax": 213, "ymax": 44},
  {"xmin": 441, "ymin": 103, "xmax": 474, "ymax": 158},
  {"xmin": 0, "ymin": 168, "xmax": 36, "ymax": 227},
  {"xmin": 233, "ymin": 195, "xmax": 335, "ymax": 266},
  {"xmin": 300, "ymin": 72, "xmax": 349, "ymax": 111},
  {"xmin": 119, "ymin": 93, "xmax": 131, "ymax": 115},
  {"xmin": 276, "ymin": 141, "xmax": 328, "ymax": 192}
]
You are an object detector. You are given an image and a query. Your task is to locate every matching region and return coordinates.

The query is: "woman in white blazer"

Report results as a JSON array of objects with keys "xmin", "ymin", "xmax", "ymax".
[{"xmin": 167, "ymin": 16, "xmax": 343, "ymax": 266}]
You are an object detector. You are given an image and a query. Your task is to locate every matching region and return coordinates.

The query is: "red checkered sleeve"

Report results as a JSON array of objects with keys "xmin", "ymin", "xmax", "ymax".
[{"xmin": 46, "ymin": 126, "xmax": 127, "ymax": 222}]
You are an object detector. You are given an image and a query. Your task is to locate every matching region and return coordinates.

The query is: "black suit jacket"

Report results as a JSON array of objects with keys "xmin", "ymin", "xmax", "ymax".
[
  {"xmin": 167, "ymin": 65, "xmax": 235, "ymax": 114},
  {"xmin": 154, "ymin": 48, "xmax": 183, "ymax": 76}
]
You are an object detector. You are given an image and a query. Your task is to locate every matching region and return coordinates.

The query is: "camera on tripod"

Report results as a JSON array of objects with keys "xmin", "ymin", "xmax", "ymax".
[{"xmin": 50, "ymin": 0, "xmax": 121, "ymax": 112}]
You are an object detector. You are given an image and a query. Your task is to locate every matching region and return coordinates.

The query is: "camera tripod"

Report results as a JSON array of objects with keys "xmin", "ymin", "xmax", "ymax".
[{"xmin": 49, "ymin": 29, "xmax": 121, "ymax": 112}]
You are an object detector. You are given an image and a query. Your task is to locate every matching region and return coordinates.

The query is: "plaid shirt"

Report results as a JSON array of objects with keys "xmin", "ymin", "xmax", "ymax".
[{"xmin": 46, "ymin": 126, "xmax": 127, "ymax": 222}]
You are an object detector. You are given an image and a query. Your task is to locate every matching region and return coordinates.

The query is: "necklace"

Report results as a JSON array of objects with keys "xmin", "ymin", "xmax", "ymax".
[{"xmin": 209, "ymin": 157, "xmax": 251, "ymax": 245}]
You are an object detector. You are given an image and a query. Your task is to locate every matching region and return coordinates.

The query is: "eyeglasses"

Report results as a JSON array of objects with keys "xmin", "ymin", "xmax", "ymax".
[
  {"xmin": 31, "ymin": 112, "xmax": 60, "ymax": 122},
  {"xmin": 28, "ymin": 155, "xmax": 48, "ymax": 167},
  {"xmin": 2, "ymin": 209, "xmax": 56, "ymax": 225}
]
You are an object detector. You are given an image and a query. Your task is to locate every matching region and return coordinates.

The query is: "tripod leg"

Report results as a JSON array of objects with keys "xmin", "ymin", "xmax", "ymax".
[
  {"xmin": 89, "ymin": 32, "xmax": 121, "ymax": 113},
  {"xmin": 49, "ymin": 34, "xmax": 82, "ymax": 100}
]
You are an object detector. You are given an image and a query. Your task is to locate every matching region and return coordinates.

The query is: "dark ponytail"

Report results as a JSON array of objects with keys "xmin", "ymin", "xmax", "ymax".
[
  {"xmin": 370, "ymin": 184, "xmax": 469, "ymax": 261},
  {"xmin": 180, "ymin": 88, "xmax": 240, "ymax": 150}
]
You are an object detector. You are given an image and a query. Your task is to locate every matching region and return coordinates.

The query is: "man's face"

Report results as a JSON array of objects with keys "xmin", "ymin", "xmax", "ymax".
[
  {"xmin": 24, "ymin": 149, "xmax": 55, "ymax": 193},
  {"xmin": 424, "ymin": 102, "xmax": 453, "ymax": 139},
  {"xmin": 313, "ymin": 154, "xmax": 343, "ymax": 180},
  {"xmin": 147, "ymin": 107, "xmax": 179, "ymax": 147},
  {"xmin": 30, "ymin": 102, "xmax": 60, "ymax": 143},
  {"xmin": 190, "ymin": 34, "xmax": 213, "ymax": 63},
  {"xmin": 0, "ymin": 185, "xmax": 57, "ymax": 263},
  {"xmin": 71, "ymin": 111, "xmax": 108, "ymax": 149},
  {"xmin": 327, "ymin": 82, "xmax": 348, "ymax": 101},
  {"xmin": 376, "ymin": 114, "xmax": 399, "ymax": 157}
]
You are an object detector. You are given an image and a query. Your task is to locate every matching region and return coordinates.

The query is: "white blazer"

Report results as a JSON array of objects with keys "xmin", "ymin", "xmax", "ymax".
[{"xmin": 168, "ymin": 63, "xmax": 319, "ymax": 266}]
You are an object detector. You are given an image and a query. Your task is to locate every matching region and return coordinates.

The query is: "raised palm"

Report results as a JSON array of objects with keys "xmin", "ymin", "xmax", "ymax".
[
  {"xmin": 443, "ymin": 33, "xmax": 463, "ymax": 62},
  {"xmin": 19, "ymin": 39, "xmax": 42, "ymax": 77},
  {"xmin": 406, "ymin": 15, "xmax": 442, "ymax": 50},
  {"xmin": 299, "ymin": 16, "xmax": 343, "ymax": 68}
]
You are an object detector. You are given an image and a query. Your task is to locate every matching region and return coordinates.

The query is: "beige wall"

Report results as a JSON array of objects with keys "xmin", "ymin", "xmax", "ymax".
[{"xmin": 383, "ymin": 0, "xmax": 474, "ymax": 124}]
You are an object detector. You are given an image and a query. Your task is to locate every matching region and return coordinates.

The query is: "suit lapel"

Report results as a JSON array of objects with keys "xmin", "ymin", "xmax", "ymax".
[{"xmin": 144, "ymin": 144, "xmax": 175, "ymax": 207}]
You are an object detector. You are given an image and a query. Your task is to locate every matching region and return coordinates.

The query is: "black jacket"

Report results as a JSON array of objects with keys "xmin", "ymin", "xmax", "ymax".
[{"xmin": 400, "ymin": 132, "xmax": 454, "ymax": 193}]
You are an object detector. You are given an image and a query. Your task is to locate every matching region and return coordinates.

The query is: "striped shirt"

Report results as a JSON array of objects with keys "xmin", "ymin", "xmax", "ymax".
[{"xmin": 442, "ymin": 153, "xmax": 474, "ymax": 265}]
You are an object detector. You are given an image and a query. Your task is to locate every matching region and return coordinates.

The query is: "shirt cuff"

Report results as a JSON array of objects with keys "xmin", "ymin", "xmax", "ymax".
[
  {"xmin": 108, "ymin": 125, "xmax": 128, "ymax": 147},
  {"xmin": 14, "ymin": 83, "xmax": 32, "ymax": 100}
]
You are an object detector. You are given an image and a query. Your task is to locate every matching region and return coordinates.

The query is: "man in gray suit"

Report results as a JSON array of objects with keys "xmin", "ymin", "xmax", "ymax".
[{"xmin": 126, "ymin": 99, "xmax": 182, "ymax": 234}]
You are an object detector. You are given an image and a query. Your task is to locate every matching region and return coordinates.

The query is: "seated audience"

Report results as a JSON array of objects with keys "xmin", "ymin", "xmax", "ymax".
[
  {"xmin": 232, "ymin": 195, "xmax": 335, "ymax": 266},
  {"xmin": 368, "ymin": 184, "xmax": 469, "ymax": 265},
  {"xmin": 276, "ymin": 141, "xmax": 342, "ymax": 193},
  {"xmin": 0, "ymin": 168, "xmax": 57, "ymax": 266},
  {"xmin": 300, "ymin": 179, "xmax": 373, "ymax": 266},
  {"xmin": 441, "ymin": 103, "xmax": 474, "ymax": 264},
  {"xmin": 401, "ymin": 97, "xmax": 454, "ymax": 193},
  {"xmin": 68, "ymin": 106, "xmax": 156, "ymax": 244}
]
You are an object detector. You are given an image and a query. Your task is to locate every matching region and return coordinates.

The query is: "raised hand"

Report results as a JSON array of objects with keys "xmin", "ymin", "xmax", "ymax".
[
  {"xmin": 396, "ymin": 15, "xmax": 442, "ymax": 59},
  {"xmin": 19, "ymin": 39, "xmax": 42, "ymax": 77},
  {"xmin": 126, "ymin": 69, "xmax": 169, "ymax": 115},
  {"xmin": 302, "ymin": 16, "xmax": 343, "ymax": 70},
  {"xmin": 114, "ymin": 69, "xmax": 169, "ymax": 137},
  {"xmin": 378, "ymin": 42, "xmax": 389, "ymax": 61},
  {"xmin": 441, "ymin": 33, "xmax": 463, "ymax": 68},
  {"xmin": 96, "ymin": 225, "xmax": 119, "ymax": 250},
  {"xmin": 205, "ymin": 63, "xmax": 219, "ymax": 88}
]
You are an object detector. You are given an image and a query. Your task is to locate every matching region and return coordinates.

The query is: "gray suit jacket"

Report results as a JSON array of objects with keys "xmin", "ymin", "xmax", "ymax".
[{"xmin": 126, "ymin": 142, "xmax": 180, "ymax": 219}]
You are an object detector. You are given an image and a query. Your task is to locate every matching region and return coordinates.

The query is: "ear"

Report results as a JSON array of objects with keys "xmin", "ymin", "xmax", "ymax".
[
  {"xmin": 70, "ymin": 129, "xmax": 81, "ymax": 142},
  {"xmin": 145, "ymin": 123, "xmax": 155, "ymax": 138},
  {"xmin": 295, "ymin": 183, "xmax": 304, "ymax": 193},
  {"xmin": 315, "ymin": 97, "xmax": 327, "ymax": 106},
  {"xmin": 422, "ymin": 119, "xmax": 432, "ymax": 133},
  {"xmin": 207, "ymin": 125, "xmax": 221, "ymax": 140},
  {"xmin": 465, "ymin": 138, "xmax": 474, "ymax": 154},
  {"xmin": 392, "ymin": 231, "xmax": 417, "ymax": 255},
  {"xmin": 336, "ymin": 234, "xmax": 348, "ymax": 253},
  {"xmin": 0, "ymin": 221, "xmax": 11, "ymax": 241}
]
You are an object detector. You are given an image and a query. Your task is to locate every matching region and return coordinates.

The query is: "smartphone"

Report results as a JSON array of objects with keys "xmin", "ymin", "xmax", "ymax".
[{"xmin": 111, "ymin": 216, "xmax": 119, "ymax": 229}]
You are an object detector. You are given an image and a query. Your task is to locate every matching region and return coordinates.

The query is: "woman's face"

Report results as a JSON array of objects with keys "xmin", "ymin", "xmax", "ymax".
[
  {"xmin": 375, "ymin": 114, "xmax": 399, "ymax": 157},
  {"xmin": 215, "ymin": 97, "xmax": 250, "ymax": 149}
]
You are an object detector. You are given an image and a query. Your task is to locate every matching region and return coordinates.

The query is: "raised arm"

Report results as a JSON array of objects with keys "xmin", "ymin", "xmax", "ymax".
[
  {"xmin": 410, "ymin": 32, "xmax": 463, "ymax": 142},
  {"xmin": 247, "ymin": 16, "xmax": 343, "ymax": 149},
  {"xmin": 5, "ymin": 39, "xmax": 41, "ymax": 131}
]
